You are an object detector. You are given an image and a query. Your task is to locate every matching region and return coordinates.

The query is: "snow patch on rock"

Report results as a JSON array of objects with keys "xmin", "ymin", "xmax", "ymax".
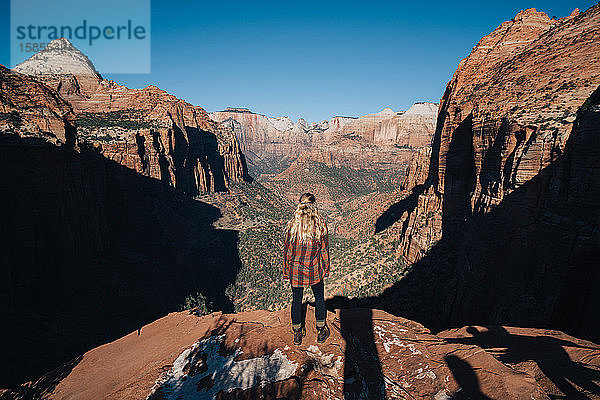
[
  {"xmin": 146, "ymin": 334, "xmax": 298, "ymax": 399},
  {"xmin": 304, "ymin": 345, "xmax": 344, "ymax": 379}
]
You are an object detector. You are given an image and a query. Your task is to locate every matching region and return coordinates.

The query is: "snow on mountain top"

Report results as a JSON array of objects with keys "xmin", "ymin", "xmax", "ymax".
[{"xmin": 13, "ymin": 37, "xmax": 100, "ymax": 77}]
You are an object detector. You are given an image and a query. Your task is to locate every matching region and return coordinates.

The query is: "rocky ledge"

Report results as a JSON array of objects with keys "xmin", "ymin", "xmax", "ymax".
[{"xmin": 5, "ymin": 307, "xmax": 599, "ymax": 399}]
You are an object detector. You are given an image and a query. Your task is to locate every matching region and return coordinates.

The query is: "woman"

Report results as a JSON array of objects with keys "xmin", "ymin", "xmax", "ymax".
[{"xmin": 283, "ymin": 192, "xmax": 330, "ymax": 345}]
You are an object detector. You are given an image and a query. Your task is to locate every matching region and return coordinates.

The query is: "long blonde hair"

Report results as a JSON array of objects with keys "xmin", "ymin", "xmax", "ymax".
[{"xmin": 285, "ymin": 193, "xmax": 327, "ymax": 244}]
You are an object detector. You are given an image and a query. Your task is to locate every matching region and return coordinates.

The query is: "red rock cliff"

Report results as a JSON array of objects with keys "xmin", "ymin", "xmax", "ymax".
[
  {"xmin": 0, "ymin": 64, "xmax": 245, "ymax": 388},
  {"xmin": 389, "ymin": 6, "xmax": 600, "ymax": 340},
  {"xmin": 14, "ymin": 38, "xmax": 249, "ymax": 194},
  {"xmin": 210, "ymin": 103, "xmax": 437, "ymax": 180}
]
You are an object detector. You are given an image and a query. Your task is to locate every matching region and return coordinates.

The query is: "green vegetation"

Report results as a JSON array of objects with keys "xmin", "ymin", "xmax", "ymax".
[
  {"xmin": 0, "ymin": 111, "xmax": 22, "ymax": 126},
  {"xmin": 341, "ymin": 132, "xmax": 362, "ymax": 140},
  {"xmin": 180, "ymin": 291, "xmax": 213, "ymax": 316},
  {"xmin": 557, "ymin": 81, "xmax": 577, "ymax": 91},
  {"xmin": 311, "ymin": 161, "xmax": 400, "ymax": 194},
  {"xmin": 327, "ymin": 232, "xmax": 408, "ymax": 298},
  {"xmin": 194, "ymin": 164, "xmax": 409, "ymax": 313},
  {"xmin": 232, "ymin": 224, "xmax": 292, "ymax": 311},
  {"xmin": 86, "ymin": 134, "xmax": 115, "ymax": 143},
  {"xmin": 76, "ymin": 110, "xmax": 155, "ymax": 130},
  {"xmin": 246, "ymin": 152, "xmax": 294, "ymax": 180},
  {"xmin": 269, "ymin": 159, "xmax": 402, "ymax": 198}
]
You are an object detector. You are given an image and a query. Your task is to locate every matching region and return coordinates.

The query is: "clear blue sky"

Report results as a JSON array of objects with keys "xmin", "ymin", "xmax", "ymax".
[{"xmin": 0, "ymin": 0, "xmax": 596, "ymax": 122}]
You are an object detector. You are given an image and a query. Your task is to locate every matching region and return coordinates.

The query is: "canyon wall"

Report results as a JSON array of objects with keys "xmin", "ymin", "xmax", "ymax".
[
  {"xmin": 14, "ymin": 38, "xmax": 249, "ymax": 195},
  {"xmin": 336, "ymin": 102, "xmax": 438, "ymax": 147},
  {"xmin": 385, "ymin": 6, "xmax": 600, "ymax": 340},
  {"xmin": 1, "ymin": 57, "xmax": 245, "ymax": 387},
  {"xmin": 209, "ymin": 108, "xmax": 354, "ymax": 178},
  {"xmin": 210, "ymin": 103, "xmax": 437, "ymax": 179}
]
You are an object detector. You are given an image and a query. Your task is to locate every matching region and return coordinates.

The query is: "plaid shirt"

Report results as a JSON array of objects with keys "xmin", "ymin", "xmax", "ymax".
[{"xmin": 283, "ymin": 225, "xmax": 330, "ymax": 287}]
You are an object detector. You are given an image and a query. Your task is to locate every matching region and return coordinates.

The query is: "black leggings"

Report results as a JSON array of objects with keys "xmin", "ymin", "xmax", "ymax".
[{"xmin": 291, "ymin": 280, "xmax": 325, "ymax": 326}]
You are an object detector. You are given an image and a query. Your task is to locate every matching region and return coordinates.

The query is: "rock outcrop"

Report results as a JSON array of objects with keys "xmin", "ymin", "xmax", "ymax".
[
  {"xmin": 210, "ymin": 104, "xmax": 437, "ymax": 180},
  {"xmin": 383, "ymin": 5, "xmax": 600, "ymax": 340},
  {"xmin": 13, "ymin": 38, "xmax": 249, "ymax": 194},
  {"xmin": 0, "ymin": 64, "xmax": 75, "ymax": 145},
  {"xmin": 336, "ymin": 102, "xmax": 438, "ymax": 147},
  {"xmin": 210, "ymin": 108, "xmax": 354, "ymax": 179},
  {"xmin": 5, "ymin": 307, "xmax": 599, "ymax": 399},
  {"xmin": 1, "ymin": 58, "xmax": 245, "ymax": 388},
  {"xmin": 13, "ymin": 37, "xmax": 100, "ymax": 77},
  {"xmin": 263, "ymin": 138, "xmax": 411, "ymax": 213}
]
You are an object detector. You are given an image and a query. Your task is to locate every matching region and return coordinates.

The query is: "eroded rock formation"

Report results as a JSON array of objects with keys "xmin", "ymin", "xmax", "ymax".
[
  {"xmin": 1, "ymin": 56, "xmax": 244, "ymax": 388},
  {"xmin": 0, "ymin": 64, "xmax": 75, "ymax": 145},
  {"xmin": 13, "ymin": 38, "xmax": 249, "ymax": 194},
  {"xmin": 210, "ymin": 103, "xmax": 437, "ymax": 180},
  {"xmin": 384, "ymin": 6, "xmax": 600, "ymax": 340}
]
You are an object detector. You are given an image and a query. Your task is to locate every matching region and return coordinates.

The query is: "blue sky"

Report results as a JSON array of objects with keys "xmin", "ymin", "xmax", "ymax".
[{"xmin": 0, "ymin": 0, "xmax": 595, "ymax": 122}]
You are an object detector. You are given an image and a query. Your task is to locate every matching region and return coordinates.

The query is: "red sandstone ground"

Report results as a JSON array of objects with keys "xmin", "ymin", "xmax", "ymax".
[{"xmin": 4, "ymin": 307, "xmax": 599, "ymax": 399}]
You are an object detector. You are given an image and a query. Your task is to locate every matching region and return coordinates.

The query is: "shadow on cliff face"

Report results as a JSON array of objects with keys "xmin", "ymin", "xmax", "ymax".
[
  {"xmin": 0, "ymin": 135, "xmax": 242, "ymax": 389},
  {"xmin": 334, "ymin": 87, "xmax": 600, "ymax": 341},
  {"xmin": 171, "ymin": 121, "xmax": 255, "ymax": 194},
  {"xmin": 326, "ymin": 87, "xmax": 600, "ymax": 399},
  {"xmin": 375, "ymin": 183, "xmax": 426, "ymax": 233}
]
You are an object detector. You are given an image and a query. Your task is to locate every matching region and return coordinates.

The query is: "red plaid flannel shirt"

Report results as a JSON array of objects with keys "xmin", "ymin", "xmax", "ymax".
[{"xmin": 283, "ymin": 224, "xmax": 330, "ymax": 287}]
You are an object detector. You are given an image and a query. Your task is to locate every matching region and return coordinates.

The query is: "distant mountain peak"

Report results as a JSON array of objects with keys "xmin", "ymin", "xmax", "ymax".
[
  {"xmin": 403, "ymin": 102, "xmax": 439, "ymax": 116},
  {"xmin": 13, "ymin": 37, "xmax": 100, "ymax": 78},
  {"xmin": 45, "ymin": 37, "xmax": 77, "ymax": 50}
]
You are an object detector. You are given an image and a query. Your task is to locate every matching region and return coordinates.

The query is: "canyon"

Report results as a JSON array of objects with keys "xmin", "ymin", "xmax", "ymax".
[
  {"xmin": 1, "ymin": 4, "xmax": 599, "ymax": 399},
  {"xmin": 209, "ymin": 102, "xmax": 437, "ymax": 180},
  {"xmin": 14, "ymin": 37, "xmax": 250, "ymax": 195},
  {"xmin": 369, "ymin": 5, "xmax": 600, "ymax": 342},
  {"xmin": 1, "ymin": 45, "xmax": 250, "ymax": 389}
]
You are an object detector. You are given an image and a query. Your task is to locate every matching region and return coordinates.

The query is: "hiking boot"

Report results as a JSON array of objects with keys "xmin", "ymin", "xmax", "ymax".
[
  {"xmin": 316, "ymin": 323, "xmax": 330, "ymax": 343},
  {"xmin": 292, "ymin": 325, "xmax": 306, "ymax": 345}
]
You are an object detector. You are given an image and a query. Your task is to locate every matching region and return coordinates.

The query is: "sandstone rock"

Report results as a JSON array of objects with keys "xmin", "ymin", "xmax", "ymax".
[
  {"xmin": 10, "ymin": 307, "xmax": 584, "ymax": 399},
  {"xmin": 209, "ymin": 103, "xmax": 437, "ymax": 180},
  {"xmin": 1, "ymin": 54, "xmax": 247, "ymax": 388},
  {"xmin": 0, "ymin": 65, "xmax": 75, "ymax": 145},
  {"xmin": 389, "ymin": 5, "xmax": 600, "ymax": 340},
  {"xmin": 337, "ymin": 103, "xmax": 437, "ymax": 147},
  {"xmin": 13, "ymin": 37, "xmax": 100, "ymax": 78},
  {"xmin": 440, "ymin": 325, "xmax": 600, "ymax": 399},
  {"xmin": 209, "ymin": 108, "xmax": 355, "ymax": 179},
  {"xmin": 396, "ymin": 4, "xmax": 600, "ymax": 259},
  {"xmin": 12, "ymin": 38, "xmax": 249, "ymax": 194}
]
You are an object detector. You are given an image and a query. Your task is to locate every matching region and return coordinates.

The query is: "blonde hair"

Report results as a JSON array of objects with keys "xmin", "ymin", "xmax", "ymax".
[{"xmin": 285, "ymin": 193, "xmax": 327, "ymax": 244}]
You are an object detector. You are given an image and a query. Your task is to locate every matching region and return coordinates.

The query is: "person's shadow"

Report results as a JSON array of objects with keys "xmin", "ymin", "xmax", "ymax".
[
  {"xmin": 338, "ymin": 308, "xmax": 386, "ymax": 399},
  {"xmin": 445, "ymin": 326, "xmax": 600, "ymax": 399},
  {"xmin": 445, "ymin": 354, "xmax": 491, "ymax": 400}
]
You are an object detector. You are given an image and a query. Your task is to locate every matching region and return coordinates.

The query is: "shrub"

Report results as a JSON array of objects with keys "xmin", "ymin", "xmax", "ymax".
[{"xmin": 180, "ymin": 291, "xmax": 213, "ymax": 316}]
